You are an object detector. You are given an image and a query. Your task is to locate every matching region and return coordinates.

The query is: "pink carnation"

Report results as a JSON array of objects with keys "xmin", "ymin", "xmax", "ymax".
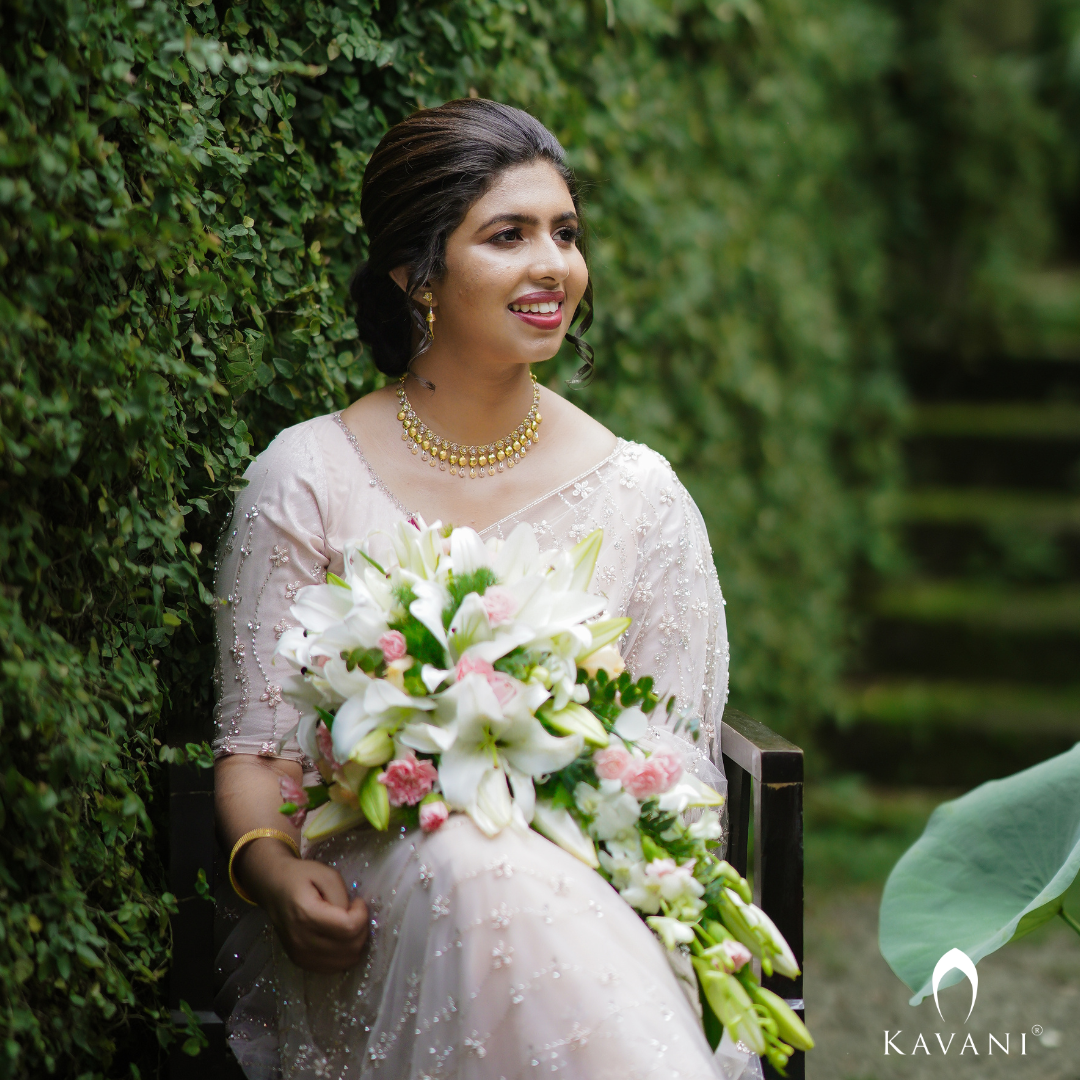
[
  {"xmin": 315, "ymin": 720, "xmax": 341, "ymax": 769},
  {"xmin": 620, "ymin": 750, "xmax": 683, "ymax": 800},
  {"xmin": 378, "ymin": 630, "xmax": 407, "ymax": 663},
  {"xmin": 456, "ymin": 654, "xmax": 494, "ymax": 681},
  {"xmin": 419, "ymin": 799, "xmax": 449, "ymax": 833},
  {"xmin": 480, "ymin": 586, "xmax": 518, "ymax": 626},
  {"xmin": 377, "ymin": 751, "xmax": 439, "ymax": 807},
  {"xmin": 279, "ymin": 775, "xmax": 309, "ymax": 827},
  {"xmin": 593, "ymin": 744, "xmax": 634, "ymax": 780}
]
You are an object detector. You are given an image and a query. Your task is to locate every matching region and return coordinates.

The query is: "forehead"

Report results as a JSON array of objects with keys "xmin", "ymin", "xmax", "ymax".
[{"xmin": 464, "ymin": 160, "xmax": 575, "ymax": 225}]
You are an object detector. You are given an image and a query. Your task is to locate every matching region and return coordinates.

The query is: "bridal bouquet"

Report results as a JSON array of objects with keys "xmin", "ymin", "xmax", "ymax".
[{"xmin": 275, "ymin": 518, "xmax": 813, "ymax": 1074}]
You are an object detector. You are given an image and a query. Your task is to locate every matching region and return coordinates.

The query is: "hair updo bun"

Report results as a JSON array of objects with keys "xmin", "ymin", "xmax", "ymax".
[{"xmin": 351, "ymin": 98, "xmax": 593, "ymax": 380}]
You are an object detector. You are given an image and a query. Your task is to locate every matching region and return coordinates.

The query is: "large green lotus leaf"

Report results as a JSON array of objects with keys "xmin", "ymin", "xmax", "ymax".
[{"xmin": 879, "ymin": 742, "xmax": 1080, "ymax": 1006}]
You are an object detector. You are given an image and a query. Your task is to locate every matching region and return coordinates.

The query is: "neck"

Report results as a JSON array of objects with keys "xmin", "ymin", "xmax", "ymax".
[{"xmin": 402, "ymin": 352, "xmax": 535, "ymax": 447}]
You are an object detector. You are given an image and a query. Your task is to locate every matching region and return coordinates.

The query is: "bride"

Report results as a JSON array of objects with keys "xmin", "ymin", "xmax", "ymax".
[{"xmin": 212, "ymin": 97, "xmax": 734, "ymax": 1079}]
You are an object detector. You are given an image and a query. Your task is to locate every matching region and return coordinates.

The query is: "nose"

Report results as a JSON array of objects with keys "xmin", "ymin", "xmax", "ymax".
[{"xmin": 529, "ymin": 233, "xmax": 570, "ymax": 284}]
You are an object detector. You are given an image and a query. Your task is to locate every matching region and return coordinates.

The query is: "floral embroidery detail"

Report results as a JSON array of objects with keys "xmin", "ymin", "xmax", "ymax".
[
  {"xmin": 260, "ymin": 685, "xmax": 283, "ymax": 707},
  {"xmin": 633, "ymin": 582, "xmax": 654, "ymax": 605},
  {"xmin": 658, "ymin": 613, "xmax": 678, "ymax": 639},
  {"xmin": 431, "ymin": 895, "xmax": 450, "ymax": 919},
  {"xmin": 596, "ymin": 565, "xmax": 617, "ymax": 585},
  {"xmin": 659, "ymin": 487, "xmax": 675, "ymax": 505},
  {"xmin": 573, "ymin": 481, "xmax": 593, "ymax": 498},
  {"xmin": 491, "ymin": 942, "xmax": 514, "ymax": 969},
  {"xmin": 285, "ymin": 580, "xmax": 303, "ymax": 600},
  {"xmin": 464, "ymin": 1033, "xmax": 489, "ymax": 1058},
  {"xmin": 566, "ymin": 1022, "xmax": 591, "ymax": 1050},
  {"xmin": 312, "ymin": 562, "xmax": 325, "ymax": 582},
  {"xmin": 692, "ymin": 598, "xmax": 710, "ymax": 619},
  {"xmin": 635, "ymin": 514, "xmax": 652, "ymax": 536},
  {"xmin": 258, "ymin": 740, "xmax": 277, "ymax": 756},
  {"xmin": 269, "ymin": 544, "xmax": 290, "ymax": 567},
  {"xmin": 490, "ymin": 904, "xmax": 512, "ymax": 929},
  {"xmin": 619, "ymin": 471, "xmax": 636, "ymax": 489},
  {"xmin": 273, "ymin": 619, "xmax": 291, "ymax": 639},
  {"xmin": 230, "ymin": 637, "xmax": 245, "ymax": 661}
]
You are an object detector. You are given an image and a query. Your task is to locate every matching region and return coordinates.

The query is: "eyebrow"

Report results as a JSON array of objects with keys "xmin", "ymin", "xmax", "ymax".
[{"xmin": 476, "ymin": 210, "xmax": 578, "ymax": 231}]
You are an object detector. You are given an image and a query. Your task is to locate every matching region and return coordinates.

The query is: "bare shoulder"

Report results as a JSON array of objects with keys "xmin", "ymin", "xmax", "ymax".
[{"xmin": 539, "ymin": 385, "xmax": 618, "ymax": 463}]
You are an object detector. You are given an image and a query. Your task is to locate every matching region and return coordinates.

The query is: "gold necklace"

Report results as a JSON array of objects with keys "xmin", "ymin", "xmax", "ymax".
[{"xmin": 396, "ymin": 374, "xmax": 542, "ymax": 479}]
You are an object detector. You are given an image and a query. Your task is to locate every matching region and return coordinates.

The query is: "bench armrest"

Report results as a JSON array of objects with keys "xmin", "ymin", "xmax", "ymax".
[{"xmin": 720, "ymin": 708, "xmax": 805, "ymax": 1080}]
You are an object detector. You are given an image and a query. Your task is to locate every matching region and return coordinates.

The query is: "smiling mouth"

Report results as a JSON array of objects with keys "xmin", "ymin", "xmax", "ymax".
[{"xmin": 509, "ymin": 300, "xmax": 562, "ymax": 314}]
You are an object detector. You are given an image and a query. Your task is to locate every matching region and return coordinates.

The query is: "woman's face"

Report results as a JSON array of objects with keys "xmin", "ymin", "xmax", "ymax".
[{"xmin": 421, "ymin": 160, "xmax": 589, "ymax": 369}]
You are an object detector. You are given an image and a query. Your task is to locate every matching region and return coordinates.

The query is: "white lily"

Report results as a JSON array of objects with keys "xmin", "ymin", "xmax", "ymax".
[
  {"xmin": 330, "ymin": 679, "xmax": 434, "ymax": 764},
  {"xmin": 490, "ymin": 522, "xmax": 546, "ymax": 584},
  {"xmin": 687, "ymin": 809, "xmax": 724, "ymax": 841},
  {"xmin": 288, "ymin": 582, "xmax": 354, "ymax": 633},
  {"xmin": 647, "ymin": 914, "xmax": 697, "ymax": 950},
  {"xmin": 620, "ymin": 857, "xmax": 705, "ymax": 916},
  {"xmin": 407, "ymin": 578, "xmax": 451, "ymax": 654},
  {"xmin": 388, "ymin": 517, "xmax": 446, "ymax": 580},
  {"xmin": 574, "ymin": 779, "xmax": 641, "ymax": 841},
  {"xmin": 434, "ymin": 674, "xmax": 583, "ymax": 836}
]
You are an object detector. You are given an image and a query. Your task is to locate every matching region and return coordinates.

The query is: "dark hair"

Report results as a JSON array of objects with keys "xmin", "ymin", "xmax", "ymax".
[{"xmin": 349, "ymin": 98, "xmax": 594, "ymax": 381}]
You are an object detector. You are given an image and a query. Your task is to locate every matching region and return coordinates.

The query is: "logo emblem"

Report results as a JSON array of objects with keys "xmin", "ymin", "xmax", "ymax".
[{"xmin": 931, "ymin": 948, "xmax": 978, "ymax": 1023}]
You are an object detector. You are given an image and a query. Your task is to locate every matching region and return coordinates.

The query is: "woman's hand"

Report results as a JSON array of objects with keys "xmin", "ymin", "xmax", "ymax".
[
  {"xmin": 236, "ymin": 836, "xmax": 370, "ymax": 972},
  {"xmin": 215, "ymin": 754, "xmax": 370, "ymax": 973}
]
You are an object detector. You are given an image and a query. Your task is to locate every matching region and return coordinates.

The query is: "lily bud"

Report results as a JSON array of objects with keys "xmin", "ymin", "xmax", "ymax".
[
  {"xmin": 691, "ymin": 961, "xmax": 766, "ymax": 1056},
  {"xmin": 541, "ymin": 702, "xmax": 609, "ymax": 747},
  {"xmin": 713, "ymin": 860, "xmax": 752, "ymax": 903},
  {"xmin": 579, "ymin": 644, "xmax": 625, "ymax": 680},
  {"xmin": 359, "ymin": 767, "xmax": 390, "ymax": 831},
  {"xmin": 532, "ymin": 799, "xmax": 599, "ymax": 868},
  {"xmin": 715, "ymin": 889, "xmax": 763, "ymax": 959},
  {"xmin": 748, "ymin": 985, "xmax": 814, "ymax": 1051},
  {"xmin": 348, "ymin": 728, "xmax": 395, "ymax": 767}
]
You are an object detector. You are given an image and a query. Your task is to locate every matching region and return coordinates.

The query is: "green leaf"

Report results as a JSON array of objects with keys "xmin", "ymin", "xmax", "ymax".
[{"xmin": 879, "ymin": 743, "xmax": 1080, "ymax": 1006}]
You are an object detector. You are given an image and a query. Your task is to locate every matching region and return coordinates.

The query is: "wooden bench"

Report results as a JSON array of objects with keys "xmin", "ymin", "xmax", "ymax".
[{"xmin": 167, "ymin": 709, "xmax": 804, "ymax": 1079}]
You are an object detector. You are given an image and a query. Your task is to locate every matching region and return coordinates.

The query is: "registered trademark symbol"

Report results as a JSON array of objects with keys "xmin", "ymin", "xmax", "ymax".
[{"xmin": 1031, "ymin": 1025, "xmax": 1043, "ymax": 1036}]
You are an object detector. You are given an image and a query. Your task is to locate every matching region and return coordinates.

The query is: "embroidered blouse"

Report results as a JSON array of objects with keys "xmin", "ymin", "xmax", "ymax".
[{"xmin": 212, "ymin": 413, "xmax": 729, "ymax": 767}]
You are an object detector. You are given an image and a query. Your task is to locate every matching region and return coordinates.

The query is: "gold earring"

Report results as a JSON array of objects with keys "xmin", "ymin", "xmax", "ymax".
[{"xmin": 423, "ymin": 291, "xmax": 435, "ymax": 341}]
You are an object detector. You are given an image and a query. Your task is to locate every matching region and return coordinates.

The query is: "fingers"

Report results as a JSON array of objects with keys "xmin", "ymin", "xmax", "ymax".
[
  {"xmin": 306, "ymin": 860, "xmax": 350, "ymax": 909},
  {"xmin": 273, "ymin": 864, "xmax": 371, "ymax": 972}
]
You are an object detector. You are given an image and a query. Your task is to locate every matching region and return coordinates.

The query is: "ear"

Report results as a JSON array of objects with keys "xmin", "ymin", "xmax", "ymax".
[{"xmin": 389, "ymin": 267, "xmax": 438, "ymax": 307}]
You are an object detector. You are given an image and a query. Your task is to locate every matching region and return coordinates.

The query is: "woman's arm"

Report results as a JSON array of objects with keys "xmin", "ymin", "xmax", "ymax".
[
  {"xmin": 211, "ymin": 427, "xmax": 369, "ymax": 972},
  {"xmin": 216, "ymin": 754, "xmax": 369, "ymax": 972}
]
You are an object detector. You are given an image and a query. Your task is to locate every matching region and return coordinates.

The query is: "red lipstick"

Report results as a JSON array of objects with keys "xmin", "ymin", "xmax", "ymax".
[{"xmin": 509, "ymin": 290, "xmax": 565, "ymax": 331}]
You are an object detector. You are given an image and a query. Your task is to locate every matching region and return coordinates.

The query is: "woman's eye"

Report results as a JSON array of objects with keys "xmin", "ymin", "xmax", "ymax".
[
  {"xmin": 491, "ymin": 228, "xmax": 522, "ymax": 243},
  {"xmin": 555, "ymin": 227, "xmax": 580, "ymax": 244}
]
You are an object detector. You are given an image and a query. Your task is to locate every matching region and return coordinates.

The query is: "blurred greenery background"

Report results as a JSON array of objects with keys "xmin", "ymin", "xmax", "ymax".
[{"xmin": 3, "ymin": 0, "xmax": 1080, "ymax": 1074}]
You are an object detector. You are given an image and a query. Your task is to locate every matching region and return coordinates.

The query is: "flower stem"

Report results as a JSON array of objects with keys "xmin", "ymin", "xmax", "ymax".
[{"xmin": 1058, "ymin": 907, "xmax": 1080, "ymax": 940}]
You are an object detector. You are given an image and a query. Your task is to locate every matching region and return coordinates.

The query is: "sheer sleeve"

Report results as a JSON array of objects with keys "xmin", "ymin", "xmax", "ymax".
[
  {"xmin": 212, "ymin": 422, "xmax": 330, "ymax": 762},
  {"xmin": 620, "ymin": 454, "xmax": 730, "ymax": 762}
]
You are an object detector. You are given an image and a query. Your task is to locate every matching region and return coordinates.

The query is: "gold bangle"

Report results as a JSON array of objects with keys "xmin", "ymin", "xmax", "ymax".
[{"xmin": 228, "ymin": 828, "xmax": 301, "ymax": 906}]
